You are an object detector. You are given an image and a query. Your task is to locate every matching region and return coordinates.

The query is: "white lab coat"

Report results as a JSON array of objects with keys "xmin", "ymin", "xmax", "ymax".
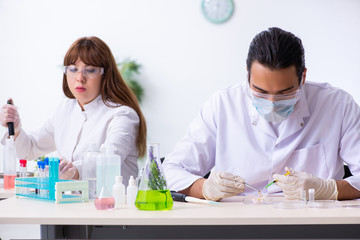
[
  {"xmin": 1, "ymin": 95, "xmax": 139, "ymax": 185},
  {"xmin": 163, "ymin": 81, "xmax": 360, "ymax": 195}
]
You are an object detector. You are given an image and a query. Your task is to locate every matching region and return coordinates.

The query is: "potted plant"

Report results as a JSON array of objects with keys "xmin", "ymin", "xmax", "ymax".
[{"xmin": 117, "ymin": 58, "xmax": 144, "ymax": 103}]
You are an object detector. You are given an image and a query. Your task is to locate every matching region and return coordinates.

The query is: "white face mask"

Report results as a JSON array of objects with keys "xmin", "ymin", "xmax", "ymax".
[
  {"xmin": 247, "ymin": 81, "xmax": 302, "ymax": 123},
  {"xmin": 251, "ymin": 96, "xmax": 300, "ymax": 123}
]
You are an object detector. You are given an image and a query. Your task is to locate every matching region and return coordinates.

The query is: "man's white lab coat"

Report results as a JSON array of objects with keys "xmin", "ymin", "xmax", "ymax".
[
  {"xmin": 163, "ymin": 81, "xmax": 360, "ymax": 195},
  {"xmin": 2, "ymin": 95, "xmax": 139, "ymax": 185}
]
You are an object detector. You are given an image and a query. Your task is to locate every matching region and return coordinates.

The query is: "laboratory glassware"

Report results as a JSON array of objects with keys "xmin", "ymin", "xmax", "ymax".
[
  {"xmin": 96, "ymin": 144, "xmax": 121, "ymax": 197},
  {"xmin": 38, "ymin": 161, "xmax": 48, "ymax": 198},
  {"xmin": 83, "ymin": 145, "xmax": 100, "ymax": 199},
  {"xmin": 135, "ymin": 143, "xmax": 173, "ymax": 211},
  {"xmin": 19, "ymin": 159, "xmax": 27, "ymax": 178},
  {"xmin": 44, "ymin": 157, "xmax": 49, "ymax": 177},
  {"xmin": 308, "ymin": 188, "xmax": 315, "ymax": 202},
  {"xmin": 95, "ymin": 152, "xmax": 115, "ymax": 210},
  {"xmin": 19, "ymin": 159, "xmax": 28, "ymax": 194},
  {"xmin": 3, "ymin": 137, "xmax": 16, "ymax": 190}
]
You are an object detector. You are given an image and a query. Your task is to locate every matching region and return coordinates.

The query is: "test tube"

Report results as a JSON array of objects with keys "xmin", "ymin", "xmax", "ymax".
[
  {"xmin": 19, "ymin": 159, "xmax": 28, "ymax": 194},
  {"xmin": 19, "ymin": 159, "xmax": 27, "ymax": 178},
  {"xmin": 44, "ymin": 157, "xmax": 49, "ymax": 178},
  {"xmin": 38, "ymin": 162, "xmax": 47, "ymax": 198},
  {"xmin": 308, "ymin": 189, "xmax": 315, "ymax": 202},
  {"xmin": 300, "ymin": 189, "xmax": 307, "ymax": 202}
]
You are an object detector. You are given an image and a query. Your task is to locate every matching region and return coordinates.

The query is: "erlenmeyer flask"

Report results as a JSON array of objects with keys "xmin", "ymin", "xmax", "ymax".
[
  {"xmin": 135, "ymin": 143, "xmax": 173, "ymax": 210},
  {"xmin": 94, "ymin": 151, "xmax": 115, "ymax": 210}
]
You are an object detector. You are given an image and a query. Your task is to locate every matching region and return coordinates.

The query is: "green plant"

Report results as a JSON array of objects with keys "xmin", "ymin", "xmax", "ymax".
[
  {"xmin": 147, "ymin": 149, "xmax": 166, "ymax": 190},
  {"xmin": 117, "ymin": 58, "xmax": 144, "ymax": 103}
]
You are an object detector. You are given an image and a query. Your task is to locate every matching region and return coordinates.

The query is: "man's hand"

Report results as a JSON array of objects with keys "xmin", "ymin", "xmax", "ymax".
[
  {"xmin": 274, "ymin": 167, "xmax": 338, "ymax": 200},
  {"xmin": 202, "ymin": 171, "xmax": 245, "ymax": 201}
]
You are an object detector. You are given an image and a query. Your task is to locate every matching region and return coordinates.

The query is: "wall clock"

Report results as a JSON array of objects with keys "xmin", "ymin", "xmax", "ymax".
[{"xmin": 201, "ymin": 0, "xmax": 234, "ymax": 24}]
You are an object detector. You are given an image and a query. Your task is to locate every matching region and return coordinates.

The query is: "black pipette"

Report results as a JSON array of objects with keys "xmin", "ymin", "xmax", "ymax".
[{"xmin": 7, "ymin": 99, "xmax": 15, "ymax": 137}]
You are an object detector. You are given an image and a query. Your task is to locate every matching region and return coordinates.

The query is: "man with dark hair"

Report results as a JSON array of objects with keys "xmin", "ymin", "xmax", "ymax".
[{"xmin": 163, "ymin": 27, "xmax": 360, "ymax": 201}]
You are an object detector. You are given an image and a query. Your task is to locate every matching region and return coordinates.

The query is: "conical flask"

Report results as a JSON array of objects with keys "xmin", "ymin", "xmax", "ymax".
[
  {"xmin": 94, "ymin": 152, "xmax": 115, "ymax": 210},
  {"xmin": 135, "ymin": 143, "xmax": 173, "ymax": 210}
]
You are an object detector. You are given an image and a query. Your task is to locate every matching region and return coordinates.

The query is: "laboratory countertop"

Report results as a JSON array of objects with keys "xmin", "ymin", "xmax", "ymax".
[
  {"xmin": 0, "ymin": 196, "xmax": 360, "ymax": 226},
  {"xmin": 0, "ymin": 188, "xmax": 14, "ymax": 199}
]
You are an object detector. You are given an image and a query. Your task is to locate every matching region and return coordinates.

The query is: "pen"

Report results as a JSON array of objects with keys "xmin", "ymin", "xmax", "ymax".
[
  {"xmin": 170, "ymin": 191, "xmax": 221, "ymax": 205},
  {"xmin": 265, "ymin": 171, "xmax": 290, "ymax": 188}
]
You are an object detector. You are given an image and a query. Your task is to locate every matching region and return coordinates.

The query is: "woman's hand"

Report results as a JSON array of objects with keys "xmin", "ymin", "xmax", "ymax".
[
  {"xmin": 59, "ymin": 158, "xmax": 79, "ymax": 180},
  {"xmin": 0, "ymin": 101, "xmax": 22, "ymax": 137}
]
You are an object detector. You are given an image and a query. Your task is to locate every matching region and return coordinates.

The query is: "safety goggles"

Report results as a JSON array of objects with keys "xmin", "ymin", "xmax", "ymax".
[
  {"xmin": 246, "ymin": 81, "xmax": 302, "ymax": 102},
  {"xmin": 64, "ymin": 65, "xmax": 104, "ymax": 79}
]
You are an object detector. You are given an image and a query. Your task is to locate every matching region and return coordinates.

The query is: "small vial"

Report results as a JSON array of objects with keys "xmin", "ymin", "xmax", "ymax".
[
  {"xmin": 38, "ymin": 162, "xmax": 48, "ymax": 198},
  {"xmin": 308, "ymin": 189, "xmax": 315, "ymax": 202},
  {"xmin": 44, "ymin": 157, "xmax": 49, "ymax": 178},
  {"xmin": 300, "ymin": 189, "xmax": 307, "ymax": 202},
  {"xmin": 19, "ymin": 159, "xmax": 27, "ymax": 178},
  {"xmin": 19, "ymin": 159, "xmax": 28, "ymax": 194}
]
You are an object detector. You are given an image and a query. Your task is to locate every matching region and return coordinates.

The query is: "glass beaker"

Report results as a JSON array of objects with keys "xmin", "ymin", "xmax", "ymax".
[
  {"xmin": 82, "ymin": 144, "xmax": 99, "ymax": 200},
  {"xmin": 135, "ymin": 143, "xmax": 173, "ymax": 211},
  {"xmin": 94, "ymin": 152, "xmax": 115, "ymax": 210}
]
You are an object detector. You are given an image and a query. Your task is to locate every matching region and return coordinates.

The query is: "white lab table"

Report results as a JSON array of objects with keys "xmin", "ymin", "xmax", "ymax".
[
  {"xmin": 0, "ymin": 195, "xmax": 360, "ymax": 239},
  {"xmin": 0, "ymin": 188, "xmax": 14, "ymax": 199}
]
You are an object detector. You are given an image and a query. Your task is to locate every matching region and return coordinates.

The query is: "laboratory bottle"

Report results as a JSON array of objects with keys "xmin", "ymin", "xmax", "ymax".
[
  {"xmin": 127, "ymin": 175, "xmax": 138, "ymax": 206},
  {"xmin": 83, "ymin": 144, "xmax": 100, "ymax": 199},
  {"xmin": 112, "ymin": 176, "xmax": 126, "ymax": 206},
  {"xmin": 3, "ymin": 137, "xmax": 17, "ymax": 190},
  {"xmin": 135, "ymin": 143, "xmax": 173, "ymax": 211},
  {"xmin": 95, "ymin": 150, "xmax": 115, "ymax": 210},
  {"xmin": 96, "ymin": 144, "xmax": 121, "ymax": 196}
]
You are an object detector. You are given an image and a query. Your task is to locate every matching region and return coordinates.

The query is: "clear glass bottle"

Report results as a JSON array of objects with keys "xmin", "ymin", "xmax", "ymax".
[
  {"xmin": 135, "ymin": 143, "xmax": 173, "ymax": 211},
  {"xmin": 96, "ymin": 144, "xmax": 121, "ymax": 198},
  {"xmin": 83, "ymin": 144, "xmax": 100, "ymax": 200},
  {"xmin": 94, "ymin": 152, "xmax": 115, "ymax": 210},
  {"xmin": 3, "ymin": 137, "xmax": 16, "ymax": 190}
]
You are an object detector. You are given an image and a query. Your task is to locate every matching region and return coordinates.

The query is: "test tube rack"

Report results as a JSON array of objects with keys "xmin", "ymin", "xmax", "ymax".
[{"xmin": 14, "ymin": 158, "xmax": 89, "ymax": 204}]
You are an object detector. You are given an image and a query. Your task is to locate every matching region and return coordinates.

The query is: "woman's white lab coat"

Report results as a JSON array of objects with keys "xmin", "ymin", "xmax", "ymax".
[
  {"xmin": 2, "ymin": 95, "xmax": 139, "ymax": 185},
  {"xmin": 163, "ymin": 81, "xmax": 360, "ymax": 194}
]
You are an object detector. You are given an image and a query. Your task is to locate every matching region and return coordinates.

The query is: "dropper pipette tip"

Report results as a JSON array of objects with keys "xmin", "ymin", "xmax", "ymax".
[{"xmin": 265, "ymin": 171, "xmax": 290, "ymax": 188}]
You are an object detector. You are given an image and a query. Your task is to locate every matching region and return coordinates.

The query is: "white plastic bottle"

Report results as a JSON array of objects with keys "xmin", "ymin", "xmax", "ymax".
[
  {"xmin": 112, "ymin": 176, "xmax": 126, "ymax": 206},
  {"xmin": 126, "ymin": 175, "xmax": 138, "ymax": 206}
]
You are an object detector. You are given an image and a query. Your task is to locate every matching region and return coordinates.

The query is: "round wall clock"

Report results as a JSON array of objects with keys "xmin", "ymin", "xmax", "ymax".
[{"xmin": 201, "ymin": 0, "xmax": 234, "ymax": 24}]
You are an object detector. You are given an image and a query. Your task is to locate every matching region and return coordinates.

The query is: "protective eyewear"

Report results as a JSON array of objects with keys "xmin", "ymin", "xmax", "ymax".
[
  {"xmin": 64, "ymin": 65, "xmax": 104, "ymax": 79},
  {"xmin": 247, "ymin": 82, "xmax": 302, "ymax": 102}
]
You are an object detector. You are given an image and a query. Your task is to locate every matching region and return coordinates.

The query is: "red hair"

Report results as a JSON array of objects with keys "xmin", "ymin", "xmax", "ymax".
[{"xmin": 63, "ymin": 36, "xmax": 147, "ymax": 157}]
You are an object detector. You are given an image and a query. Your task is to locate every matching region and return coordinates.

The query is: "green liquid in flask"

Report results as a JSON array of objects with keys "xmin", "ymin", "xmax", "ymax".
[{"xmin": 135, "ymin": 189, "xmax": 173, "ymax": 210}]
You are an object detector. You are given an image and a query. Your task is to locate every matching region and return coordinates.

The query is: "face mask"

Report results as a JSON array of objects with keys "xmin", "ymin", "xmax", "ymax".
[{"xmin": 251, "ymin": 96, "xmax": 300, "ymax": 122}]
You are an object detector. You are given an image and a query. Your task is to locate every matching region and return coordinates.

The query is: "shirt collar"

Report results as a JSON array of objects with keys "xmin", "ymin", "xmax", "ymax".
[{"xmin": 81, "ymin": 95, "xmax": 102, "ymax": 112}]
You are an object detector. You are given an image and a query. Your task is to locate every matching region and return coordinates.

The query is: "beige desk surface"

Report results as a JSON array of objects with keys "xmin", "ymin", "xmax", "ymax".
[
  {"xmin": 0, "ymin": 196, "xmax": 360, "ymax": 226},
  {"xmin": 0, "ymin": 188, "xmax": 14, "ymax": 199}
]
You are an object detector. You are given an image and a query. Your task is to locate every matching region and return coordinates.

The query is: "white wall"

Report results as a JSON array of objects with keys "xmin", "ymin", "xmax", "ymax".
[{"xmin": 0, "ymin": 0, "xmax": 360, "ymax": 168}]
